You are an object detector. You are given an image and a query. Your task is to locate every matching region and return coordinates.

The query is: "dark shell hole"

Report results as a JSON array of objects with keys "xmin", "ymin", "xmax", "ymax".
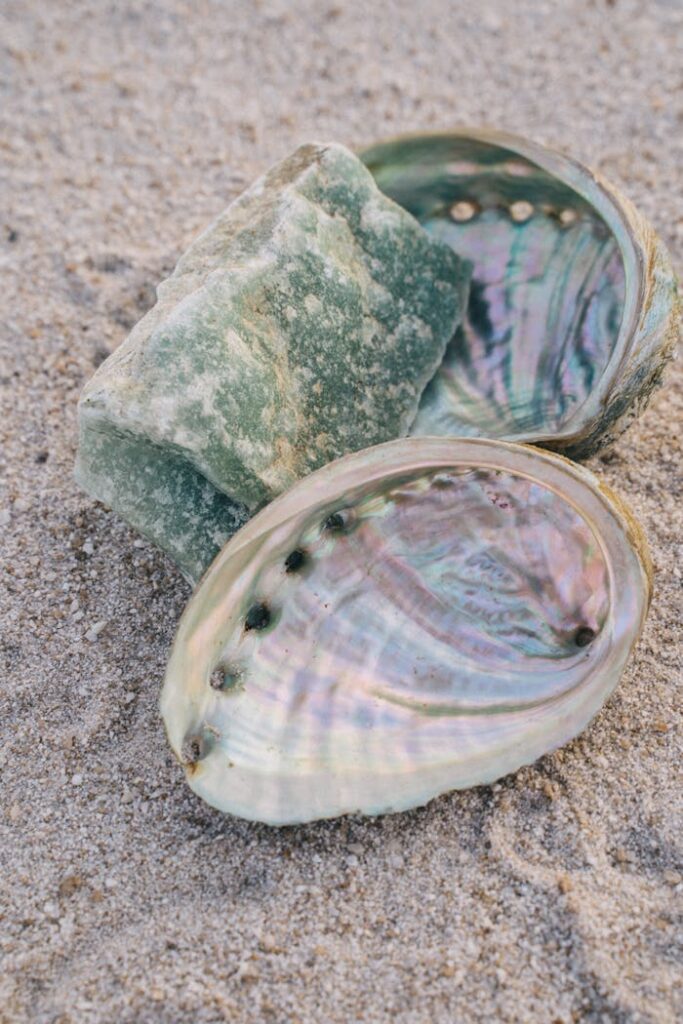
[
  {"xmin": 323, "ymin": 511, "xmax": 347, "ymax": 533},
  {"xmin": 574, "ymin": 626, "xmax": 596, "ymax": 648},
  {"xmin": 284, "ymin": 548, "xmax": 307, "ymax": 573},
  {"xmin": 244, "ymin": 602, "xmax": 272, "ymax": 632}
]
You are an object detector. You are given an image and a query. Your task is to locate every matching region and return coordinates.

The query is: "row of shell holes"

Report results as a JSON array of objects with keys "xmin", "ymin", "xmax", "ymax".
[{"xmin": 450, "ymin": 199, "xmax": 579, "ymax": 225}]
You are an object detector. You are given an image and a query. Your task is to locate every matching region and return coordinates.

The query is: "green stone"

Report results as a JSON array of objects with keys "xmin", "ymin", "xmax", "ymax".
[{"xmin": 75, "ymin": 143, "xmax": 470, "ymax": 581}]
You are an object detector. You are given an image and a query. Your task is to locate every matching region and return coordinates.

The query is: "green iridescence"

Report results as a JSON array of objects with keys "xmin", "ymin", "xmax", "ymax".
[
  {"xmin": 75, "ymin": 143, "xmax": 470, "ymax": 581},
  {"xmin": 361, "ymin": 132, "xmax": 679, "ymax": 460}
]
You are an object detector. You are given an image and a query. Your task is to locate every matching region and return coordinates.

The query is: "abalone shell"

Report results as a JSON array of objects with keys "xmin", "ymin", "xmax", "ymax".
[
  {"xmin": 161, "ymin": 438, "xmax": 651, "ymax": 824},
  {"xmin": 361, "ymin": 131, "xmax": 680, "ymax": 458}
]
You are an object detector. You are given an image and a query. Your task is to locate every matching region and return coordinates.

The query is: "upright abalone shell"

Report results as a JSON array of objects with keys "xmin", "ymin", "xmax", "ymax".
[
  {"xmin": 361, "ymin": 131, "xmax": 680, "ymax": 458},
  {"xmin": 161, "ymin": 438, "xmax": 651, "ymax": 825}
]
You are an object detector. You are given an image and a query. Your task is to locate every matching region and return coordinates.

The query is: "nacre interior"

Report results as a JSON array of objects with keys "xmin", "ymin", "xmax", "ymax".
[
  {"xmin": 361, "ymin": 134, "xmax": 630, "ymax": 447},
  {"xmin": 162, "ymin": 439, "xmax": 648, "ymax": 825}
]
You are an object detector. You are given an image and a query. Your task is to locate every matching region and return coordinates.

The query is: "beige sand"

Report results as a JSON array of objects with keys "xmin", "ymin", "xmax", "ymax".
[{"xmin": 0, "ymin": 1, "xmax": 681, "ymax": 1021}]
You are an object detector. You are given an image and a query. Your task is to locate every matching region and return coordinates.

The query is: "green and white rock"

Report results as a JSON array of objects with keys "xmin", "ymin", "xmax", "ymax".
[{"xmin": 76, "ymin": 142, "xmax": 470, "ymax": 582}]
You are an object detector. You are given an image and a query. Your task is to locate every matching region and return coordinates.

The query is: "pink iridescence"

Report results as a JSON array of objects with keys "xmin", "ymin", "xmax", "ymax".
[
  {"xmin": 222, "ymin": 468, "xmax": 610, "ymax": 765},
  {"xmin": 414, "ymin": 211, "xmax": 626, "ymax": 438}
]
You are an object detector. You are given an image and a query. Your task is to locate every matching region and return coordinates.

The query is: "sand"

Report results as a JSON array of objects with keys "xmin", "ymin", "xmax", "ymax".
[{"xmin": 0, "ymin": 1, "xmax": 681, "ymax": 1021}]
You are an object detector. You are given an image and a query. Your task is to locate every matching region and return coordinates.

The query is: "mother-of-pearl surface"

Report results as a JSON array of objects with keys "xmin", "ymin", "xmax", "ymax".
[
  {"xmin": 361, "ymin": 132, "xmax": 679, "ymax": 459},
  {"xmin": 162, "ymin": 438, "xmax": 650, "ymax": 825}
]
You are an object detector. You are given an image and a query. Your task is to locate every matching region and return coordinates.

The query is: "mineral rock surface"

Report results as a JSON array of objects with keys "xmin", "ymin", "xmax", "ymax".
[{"xmin": 75, "ymin": 142, "xmax": 470, "ymax": 581}]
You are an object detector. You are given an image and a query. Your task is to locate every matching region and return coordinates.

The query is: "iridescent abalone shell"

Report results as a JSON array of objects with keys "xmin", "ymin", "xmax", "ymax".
[
  {"xmin": 161, "ymin": 438, "xmax": 651, "ymax": 824},
  {"xmin": 361, "ymin": 131, "xmax": 680, "ymax": 458}
]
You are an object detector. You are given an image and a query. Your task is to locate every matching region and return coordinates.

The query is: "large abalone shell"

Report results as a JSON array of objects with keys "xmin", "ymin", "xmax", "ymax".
[
  {"xmin": 361, "ymin": 131, "xmax": 680, "ymax": 458},
  {"xmin": 161, "ymin": 438, "xmax": 651, "ymax": 825}
]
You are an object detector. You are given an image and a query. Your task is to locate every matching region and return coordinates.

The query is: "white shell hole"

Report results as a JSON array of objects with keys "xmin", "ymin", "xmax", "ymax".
[
  {"xmin": 450, "ymin": 200, "xmax": 478, "ymax": 223},
  {"xmin": 559, "ymin": 208, "xmax": 578, "ymax": 227},
  {"xmin": 509, "ymin": 200, "xmax": 535, "ymax": 223}
]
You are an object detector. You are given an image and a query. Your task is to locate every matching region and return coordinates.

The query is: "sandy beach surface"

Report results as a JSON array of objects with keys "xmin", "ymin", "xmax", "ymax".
[{"xmin": 1, "ymin": 2, "xmax": 681, "ymax": 1021}]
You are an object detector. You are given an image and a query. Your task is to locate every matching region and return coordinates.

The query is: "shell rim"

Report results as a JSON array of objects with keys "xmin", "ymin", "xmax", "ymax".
[{"xmin": 161, "ymin": 437, "xmax": 652, "ymax": 823}]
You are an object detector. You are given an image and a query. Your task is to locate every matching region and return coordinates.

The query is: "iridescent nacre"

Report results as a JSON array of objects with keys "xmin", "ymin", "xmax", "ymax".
[
  {"xmin": 161, "ymin": 438, "xmax": 651, "ymax": 824},
  {"xmin": 361, "ymin": 131, "xmax": 680, "ymax": 458}
]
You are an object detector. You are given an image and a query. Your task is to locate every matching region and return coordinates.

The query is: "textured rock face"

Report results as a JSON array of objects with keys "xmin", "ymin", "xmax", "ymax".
[{"xmin": 75, "ymin": 142, "xmax": 470, "ymax": 581}]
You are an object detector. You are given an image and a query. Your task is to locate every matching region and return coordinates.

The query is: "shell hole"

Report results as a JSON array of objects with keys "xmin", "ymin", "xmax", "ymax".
[
  {"xmin": 324, "ymin": 511, "xmax": 349, "ymax": 533},
  {"xmin": 449, "ymin": 200, "xmax": 478, "ymax": 223},
  {"xmin": 209, "ymin": 667, "xmax": 225, "ymax": 690},
  {"xmin": 181, "ymin": 732, "xmax": 212, "ymax": 766},
  {"xmin": 574, "ymin": 626, "xmax": 596, "ymax": 648},
  {"xmin": 245, "ymin": 602, "xmax": 271, "ymax": 631},
  {"xmin": 559, "ymin": 208, "xmax": 578, "ymax": 227},
  {"xmin": 210, "ymin": 665, "xmax": 242, "ymax": 691},
  {"xmin": 509, "ymin": 200, "xmax": 535, "ymax": 223},
  {"xmin": 285, "ymin": 548, "xmax": 307, "ymax": 573}
]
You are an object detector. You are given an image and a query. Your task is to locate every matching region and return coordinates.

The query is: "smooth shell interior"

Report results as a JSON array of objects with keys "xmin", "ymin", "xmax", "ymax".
[
  {"xmin": 162, "ymin": 439, "xmax": 648, "ymax": 825},
  {"xmin": 361, "ymin": 133, "xmax": 638, "ymax": 447}
]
